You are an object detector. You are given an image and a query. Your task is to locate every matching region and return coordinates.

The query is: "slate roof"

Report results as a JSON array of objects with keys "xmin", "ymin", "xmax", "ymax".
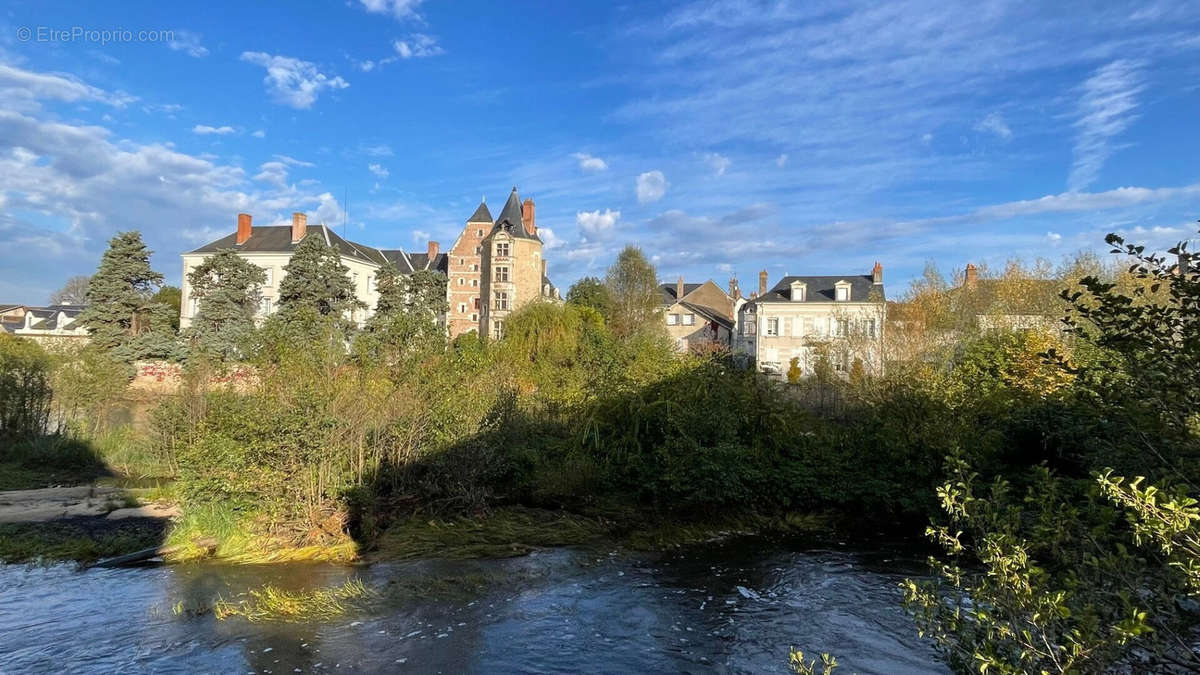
[
  {"xmin": 468, "ymin": 201, "xmax": 493, "ymax": 223},
  {"xmin": 190, "ymin": 224, "xmax": 450, "ymax": 275},
  {"xmin": 13, "ymin": 305, "xmax": 86, "ymax": 331},
  {"xmin": 659, "ymin": 282, "xmax": 704, "ymax": 305},
  {"xmin": 489, "ymin": 188, "xmax": 540, "ymax": 242},
  {"xmin": 748, "ymin": 275, "xmax": 883, "ymax": 304}
]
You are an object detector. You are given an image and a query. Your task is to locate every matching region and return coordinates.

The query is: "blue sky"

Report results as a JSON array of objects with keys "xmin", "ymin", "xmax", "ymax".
[{"xmin": 2, "ymin": 0, "xmax": 1199, "ymax": 304}]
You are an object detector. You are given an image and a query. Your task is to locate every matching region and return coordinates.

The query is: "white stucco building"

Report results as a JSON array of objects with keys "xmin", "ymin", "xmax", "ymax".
[{"xmin": 736, "ymin": 263, "xmax": 886, "ymax": 378}]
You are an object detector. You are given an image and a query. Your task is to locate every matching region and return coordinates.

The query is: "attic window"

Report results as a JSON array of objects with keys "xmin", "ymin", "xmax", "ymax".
[
  {"xmin": 835, "ymin": 281, "xmax": 851, "ymax": 302},
  {"xmin": 790, "ymin": 280, "xmax": 806, "ymax": 302}
]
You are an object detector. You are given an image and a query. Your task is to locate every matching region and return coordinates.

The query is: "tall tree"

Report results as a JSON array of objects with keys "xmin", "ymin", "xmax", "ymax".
[
  {"xmin": 604, "ymin": 246, "xmax": 661, "ymax": 338},
  {"xmin": 184, "ymin": 251, "xmax": 266, "ymax": 360},
  {"xmin": 275, "ymin": 235, "xmax": 363, "ymax": 319},
  {"xmin": 78, "ymin": 231, "xmax": 179, "ymax": 360},
  {"xmin": 50, "ymin": 275, "xmax": 91, "ymax": 305},
  {"xmin": 355, "ymin": 265, "xmax": 448, "ymax": 363},
  {"xmin": 566, "ymin": 276, "xmax": 611, "ymax": 317}
]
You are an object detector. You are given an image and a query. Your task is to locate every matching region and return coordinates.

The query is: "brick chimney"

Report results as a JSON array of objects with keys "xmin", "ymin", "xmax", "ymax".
[
  {"xmin": 758, "ymin": 269, "xmax": 768, "ymax": 296},
  {"xmin": 964, "ymin": 263, "xmax": 978, "ymax": 288},
  {"xmin": 676, "ymin": 275, "xmax": 684, "ymax": 300},
  {"xmin": 872, "ymin": 261, "xmax": 883, "ymax": 284},
  {"xmin": 236, "ymin": 213, "xmax": 252, "ymax": 245},
  {"xmin": 291, "ymin": 212, "xmax": 307, "ymax": 243},
  {"xmin": 729, "ymin": 276, "xmax": 740, "ymax": 300},
  {"xmin": 522, "ymin": 198, "xmax": 536, "ymax": 235},
  {"xmin": 427, "ymin": 240, "xmax": 439, "ymax": 261}
]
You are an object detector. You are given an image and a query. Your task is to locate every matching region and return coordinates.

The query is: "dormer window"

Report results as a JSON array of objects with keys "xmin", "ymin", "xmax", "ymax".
[
  {"xmin": 835, "ymin": 281, "xmax": 851, "ymax": 302},
  {"xmin": 790, "ymin": 280, "xmax": 806, "ymax": 302},
  {"xmin": 495, "ymin": 242, "xmax": 510, "ymax": 257}
]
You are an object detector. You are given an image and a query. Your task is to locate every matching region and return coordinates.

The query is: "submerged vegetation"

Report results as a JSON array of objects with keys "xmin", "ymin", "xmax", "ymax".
[{"xmin": 213, "ymin": 579, "xmax": 371, "ymax": 623}]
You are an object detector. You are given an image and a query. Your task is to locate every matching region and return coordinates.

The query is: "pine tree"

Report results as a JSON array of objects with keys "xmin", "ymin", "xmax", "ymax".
[
  {"xmin": 79, "ymin": 231, "xmax": 179, "ymax": 360},
  {"xmin": 604, "ymin": 246, "xmax": 662, "ymax": 338},
  {"xmin": 355, "ymin": 265, "xmax": 447, "ymax": 363},
  {"xmin": 275, "ymin": 235, "xmax": 364, "ymax": 318},
  {"xmin": 184, "ymin": 250, "xmax": 266, "ymax": 360}
]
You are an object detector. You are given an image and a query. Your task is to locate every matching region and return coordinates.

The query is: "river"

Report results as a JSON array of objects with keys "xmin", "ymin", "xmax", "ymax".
[{"xmin": 0, "ymin": 537, "xmax": 945, "ymax": 674}]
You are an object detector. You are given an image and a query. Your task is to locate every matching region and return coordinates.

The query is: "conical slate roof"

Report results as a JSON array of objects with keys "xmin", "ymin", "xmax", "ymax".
[
  {"xmin": 490, "ymin": 187, "xmax": 540, "ymax": 241},
  {"xmin": 467, "ymin": 201, "xmax": 493, "ymax": 223}
]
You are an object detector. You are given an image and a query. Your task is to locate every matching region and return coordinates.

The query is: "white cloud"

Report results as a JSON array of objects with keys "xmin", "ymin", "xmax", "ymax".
[
  {"xmin": 636, "ymin": 170, "xmax": 668, "ymax": 203},
  {"xmin": 572, "ymin": 152, "xmax": 608, "ymax": 172},
  {"xmin": 251, "ymin": 129, "xmax": 266, "ymax": 138},
  {"xmin": 362, "ymin": 144, "xmax": 393, "ymax": 157},
  {"xmin": 368, "ymin": 163, "xmax": 389, "ymax": 178},
  {"xmin": 538, "ymin": 226, "xmax": 565, "ymax": 250},
  {"xmin": 253, "ymin": 161, "xmax": 290, "ymax": 187},
  {"xmin": 0, "ymin": 63, "xmax": 135, "ymax": 108},
  {"xmin": 192, "ymin": 124, "xmax": 235, "ymax": 135},
  {"xmin": 576, "ymin": 208, "xmax": 621, "ymax": 240},
  {"xmin": 393, "ymin": 34, "xmax": 444, "ymax": 59},
  {"xmin": 359, "ymin": 0, "xmax": 425, "ymax": 20},
  {"xmin": 239, "ymin": 52, "xmax": 349, "ymax": 109},
  {"xmin": 1069, "ymin": 59, "xmax": 1144, "ymax": 192},
  {"xmin": 412, "ymin": 229, "xmax": 431, "ymax": 242},
  {"xmin": 167, "ymin": 30, "xmax": 209, "ymax": 58},
  {"xmin": 273, "ymin": 154, "xmax": 315, "ymax": 167},
  {"xmin": 775, "ymin": 153, "xmax": 788, "ymax": 167},
  {"xmin": 974, "ymin": 112, "xmax": 1013, "ymax": 140},
  {"xmin": 703, "ymin": 152, "xmax": 731, "ymax": 176},
  {"xmin": 571, "ymin": 151, "xmax": 609, "ymax": 170},
  {"xmin": 0, "ymin": 105, "xmax": 348, "ymax": 302},
  {"xmin": 1046, "ymin": 231, "xmax": 1062, "ymax": 241}
]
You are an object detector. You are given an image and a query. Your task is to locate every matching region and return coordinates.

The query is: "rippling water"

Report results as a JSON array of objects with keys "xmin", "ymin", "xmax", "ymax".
[{"xmin": 0, "ymin": 538, "xmax": 945, "ymax": 674}]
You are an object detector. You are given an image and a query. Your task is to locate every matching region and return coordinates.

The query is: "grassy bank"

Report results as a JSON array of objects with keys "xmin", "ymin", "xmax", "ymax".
[{"xmin": 0, "ymin": 517, "xmax": 167, "ymax": 564}]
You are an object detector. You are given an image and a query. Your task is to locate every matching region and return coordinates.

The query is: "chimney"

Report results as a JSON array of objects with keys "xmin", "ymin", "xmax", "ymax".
[
  {"xmin": 729, "ymin": 276, "xmax": 740, "ymax": 300},
  {"xmin": 236, "ymin": 213, "xmax": 252, "ymax": 245},
  {"xmin": 872, "ymin": 261, "xmax": 883, "ymax": 284},
  {"xmin": 676, "ymin": 275, "xmax": 685, "ymax": 300},
  {"xmin": 291, "ymin": 212, "xmax": 307, "ymax": 243},
  {"xmin": 427, "ymin": 240, "xmax": 439, "ymax": 261},
  {"xmin": 964, "ymin": 263, "xmax": 978, "ymax": 288},
  {"xmin": 758, "ymin": 269, "xmax": 768, "ymax": 296},
  {"xmin": 522, "ymin": 198, "xmax": 536, "ymax": 235},
  {"xmin": 1179, "ymin": 251, "xmax": 1191, "ymax": 277}
]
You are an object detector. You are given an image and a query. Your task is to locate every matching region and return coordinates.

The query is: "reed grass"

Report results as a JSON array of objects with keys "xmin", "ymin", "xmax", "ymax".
[{"xmin": 214, "ymin": 579, "xmax": 370, "ymax": 622}]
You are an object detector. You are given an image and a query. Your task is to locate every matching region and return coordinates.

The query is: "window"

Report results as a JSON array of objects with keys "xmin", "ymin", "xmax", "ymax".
[
  {"xmin": 836, "ymin": 286, "xmax": 849, "ymax": 301},
  {"xmin": 494, "ymin": 291, "xmax": 509, "ymax": 310},
  {"xmin": 473, "ymin": 297, "xmax": 479, "ymax": 310},
  {"xmin": 803, "ymin": 318, "xmax": 814, "ymax": 335},
  {"xmin": 475, "ymin": 246, "xmax": 481, "ymax": 254},
  {"xmin": 836, "ymin": 318, "xmax": 850, "ymax": 337},
  {"xmin": 458, "ymin": 303, "xmax": 467, "ymax": 314},
  {"xmin": 259, "ymin": 297, "xmax": 272, "ymax": 316},
  {"xmin": 262, "ymin": 267, "xmax": 274, "ymax": 286},
  {"xmin": 471, "ymin": 264, "xmax": 479, "ymax": 272},
  {"xmin": 352, "ymin": 273, "xmax": 359, "ymax": 287},
  {"xmin": 471, "ymin": 313, "xmax": 477, "ymax": 321},
  {"xmin": 492, "ymin": 320, "xmax": 504, "ymax": 339},
  {"xmin": 495, "ymin": 266, "xmax": 509, "ymax": 282},
  {"xmin": 682, "ymin": 314, "xmax": 695, "ymax": 326},
  {"xmin": 472, "ymin": 279, "xmax": 479, "ymax": 287},
  {"xmin": 667, "ymin": 313, "xmax": 679, "ymax": 326},
  {"xmin": 458, "ymin": 278, "xmax": 465, "ymax": 285},
  {"xmin": 368, "ymin": 275, "xmax": 376, "ymax": 293},
  {"xmin": 766, "ymin": 318, "xmax": 779, "ymax": 336},
  {"xmin": 189, "ymin": 298, "xmax": 199, "ymax": 316},
  {"xmin": 495, "ymin": 242, "xmax": 510, "ymax": 257},
  {"xmin": 477, "ymin": 229, "xmax": 483, "ymax": 237},
  {"xmin": 866, "ymin": 318, "xmax": 876, "ymax": 338}
]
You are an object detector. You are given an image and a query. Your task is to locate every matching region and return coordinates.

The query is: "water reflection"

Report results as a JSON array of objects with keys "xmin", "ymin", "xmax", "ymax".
[{"xmin": 0, "ymin": 539, "xmax": 945, "ymax": 674}]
